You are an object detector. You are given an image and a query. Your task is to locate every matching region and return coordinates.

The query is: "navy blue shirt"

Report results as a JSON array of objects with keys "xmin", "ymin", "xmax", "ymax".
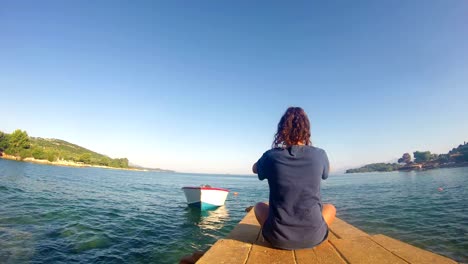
[{"xmin": 257, "ymin": 145, "xmax": 330, "ymax": 249}]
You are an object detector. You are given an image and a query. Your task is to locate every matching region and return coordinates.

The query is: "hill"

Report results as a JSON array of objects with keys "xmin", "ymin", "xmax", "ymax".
[{"xmin": 1, "ymin": 129, "xmax": 129, "ymax": 168}]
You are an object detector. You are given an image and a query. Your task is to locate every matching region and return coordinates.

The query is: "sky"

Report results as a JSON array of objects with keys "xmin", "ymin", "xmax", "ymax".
[{"xmin": 1, "ymin": 1, "xmax": 467, "ymax": 174}]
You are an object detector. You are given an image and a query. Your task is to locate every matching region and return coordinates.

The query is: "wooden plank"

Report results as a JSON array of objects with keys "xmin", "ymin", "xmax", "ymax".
[
  {"xmin": 329, "ymin": 218, "xmax": 369, "ymax": 239},
  {"xmin": 246, "ymin": 233, "xmax": 295, "ymax": 264},
  {"xmin": 330, "ymin": 236, "xmax": 407, "ymax": 264},
  {"xmin": 198, "ymin": 211, "xmax": 456, "ymax": 264},
  {"xmin": 236, "ymin": 209, "xmax": 259, "ymax": 226},
  {"xmin": 371, "ymin": 234, "xmax": 457, "ymax": 264},
  {"xmin": 226, "ymin": 210, "xmax": 261, "ymax": 243},
  {"xmin": 197, "ymin": 239, "xmax": 252, "ymax": 264},
  {"xmin": 295, "ymin": 241, "xmax": 347, "ymax": 264},
  {"xmin": 198, "ymin": 211, "xmax": 260, "ymax": 264},
  {"xmin": 327, "ymin": 230, "xmax": 338, "ymax": 240}
]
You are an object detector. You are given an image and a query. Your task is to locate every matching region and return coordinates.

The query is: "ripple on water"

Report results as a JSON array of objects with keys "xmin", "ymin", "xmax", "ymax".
[
  {"xmin": 73, "ymin": 234, "xmax": 112, "ymax": 253},
  {"xmin": 0, "ymin": 227, "xmax": 35, "ymax": 263}
]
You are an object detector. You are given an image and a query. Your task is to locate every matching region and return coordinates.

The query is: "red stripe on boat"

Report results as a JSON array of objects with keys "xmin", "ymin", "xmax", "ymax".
[{"xmin": 182, "ymin": 186, "xmax": 229, "ymax": 192}]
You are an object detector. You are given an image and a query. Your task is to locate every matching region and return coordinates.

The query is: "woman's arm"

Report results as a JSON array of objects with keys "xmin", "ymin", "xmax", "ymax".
[
  {"xmin": 252, "ymin": 162, "xmax": 258, "ymax": 174},
  {"xmin": 322, "ymin": 150, "xmax": 330, "ymax": 180}
]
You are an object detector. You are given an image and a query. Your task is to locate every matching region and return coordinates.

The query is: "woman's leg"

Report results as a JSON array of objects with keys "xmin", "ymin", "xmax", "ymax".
[
  {"xmin": 254, "ymin": 202, "xmax": 269, "ymax": 226},
  {"xmin": 322, "ymin": 204, "xmax": 336, "ymax": 226}
]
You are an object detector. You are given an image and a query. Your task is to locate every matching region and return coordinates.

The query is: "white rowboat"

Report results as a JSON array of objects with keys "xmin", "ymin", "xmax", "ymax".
[{"xmin": 182, "ymin": 186, "xmax": 229, "ymax": 210}]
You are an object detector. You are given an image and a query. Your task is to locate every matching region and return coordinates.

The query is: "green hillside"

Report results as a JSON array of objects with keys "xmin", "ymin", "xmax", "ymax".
[
  {"xmin": 345, "ymin": 163, "xmax": 401, "ymax": 173},
  {"xmin": 0, "ymin": 129, "xmax": 129, "ymax": 168}
]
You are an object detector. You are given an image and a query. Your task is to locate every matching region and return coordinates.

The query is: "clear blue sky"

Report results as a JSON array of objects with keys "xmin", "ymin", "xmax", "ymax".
[{"xmin": 1, "ymin": 1, "xmax": 467, "ymax": 174}]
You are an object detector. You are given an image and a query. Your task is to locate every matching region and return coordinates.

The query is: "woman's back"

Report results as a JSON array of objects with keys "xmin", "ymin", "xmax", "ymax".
[{"xmin": 257, "ymin": 145, "xmax": 329, "ymax": 249}]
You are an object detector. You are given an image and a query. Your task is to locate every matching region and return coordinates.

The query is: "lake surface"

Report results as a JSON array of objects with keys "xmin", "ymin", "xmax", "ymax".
[{"xmin": 0, "ymin": 159, "xmax": 467, "ymax": 263}]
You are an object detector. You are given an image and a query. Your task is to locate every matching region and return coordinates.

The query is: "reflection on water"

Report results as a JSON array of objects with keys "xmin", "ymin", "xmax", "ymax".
[{"xmin": 184, "ymin": 206, "xmax": 230, "ymax": 231}]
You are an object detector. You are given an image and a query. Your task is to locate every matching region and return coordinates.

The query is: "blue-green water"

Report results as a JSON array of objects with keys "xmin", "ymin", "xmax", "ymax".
[{"xmin": 0, "ymin": 159, "xmax": 467, "ymax": 263}]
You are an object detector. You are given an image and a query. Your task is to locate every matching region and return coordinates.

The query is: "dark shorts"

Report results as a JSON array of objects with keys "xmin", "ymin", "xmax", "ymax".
[{"xmin": 262, "ymin": 224, "xmax": 329, "ymax": 250}]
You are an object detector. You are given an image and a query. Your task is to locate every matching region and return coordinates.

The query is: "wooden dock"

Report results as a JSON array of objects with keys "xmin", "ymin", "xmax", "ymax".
[{"xmin": 197, "ymin": 210, "xmax": 457, "ymax": 264}]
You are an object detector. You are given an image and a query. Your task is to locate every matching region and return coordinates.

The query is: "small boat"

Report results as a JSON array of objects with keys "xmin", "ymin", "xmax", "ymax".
[{"xmin": 182, "ymin": 185, "xmax": 229, "ymax": 210}]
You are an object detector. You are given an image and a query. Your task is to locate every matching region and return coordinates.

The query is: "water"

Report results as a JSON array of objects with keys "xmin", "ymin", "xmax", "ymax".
[{"xmin": 0, "ymin": 159, "xmax": 466, "ymax": 263}]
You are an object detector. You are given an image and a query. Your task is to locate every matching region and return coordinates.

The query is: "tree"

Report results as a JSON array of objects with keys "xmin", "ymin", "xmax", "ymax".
[
  {"xmin": 462, "ymin": 147, "xmax": 468, "ymax": 162},
  {"xmin": 7, "ymin": 129, "xmax": 30, "ymax": 156},
  {"xmin": 32, "ymin": 148, "xmax": 48, "ymax": 160},
  {"xmin": 78, "ymin": 153, "xmax": 91, "ymax": 163},
  {"xmin": 119, "ymin": 158, "xmax": 129, "ymax": 168},
  {"xmin": 413, "ymin": 151, "xmax": 432, "ymax": 163},
  {"xmin": 109, "ymin": 158, "xmax": 129, "ymax": 168},
  {"xmin": 46, "ymin": 151, "xmax": 57, "ymax": 162},
  {"xmin": 19, "ymin": 149, "xmax": 32, "ymax": 160},
  {"xmin": 0, "ymin": 131, "xmax": 9, "ymax": 151},
  {"xmin": 398, "ymin": 153, "xmax": 412, "ymax": 164},
  {"xmin": 98, "ymin": 157, "xmax": 111, "ymax": 166},
  {"xmin": 346, "ymin": 163, "xmax": 401, "ymax": 173},
  {"xmin": 437, "ymin": 154, "xmax": 450, "ymax": 163}
]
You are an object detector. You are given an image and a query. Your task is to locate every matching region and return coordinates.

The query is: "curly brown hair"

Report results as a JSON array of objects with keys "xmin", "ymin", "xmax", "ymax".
[{"xmin": 272, "ymin": 107, "xmax": 312, "ymax": 148}]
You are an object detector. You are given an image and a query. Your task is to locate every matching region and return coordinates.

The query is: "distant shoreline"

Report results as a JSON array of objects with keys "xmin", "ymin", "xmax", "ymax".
[
  {"xmin": 0, "ymin": 154, "xmax": 148, "ymax": 172},
  {"xmin": 346, "ymin": 161, "xmax": 468, "ymax": 174},
  {"xmin": 401, "ymin": 162, "xmax": 468, "ymax": 171},
  {"xmin": 346, "ymin": 142, "xmax": 468, "ymax": 174}
]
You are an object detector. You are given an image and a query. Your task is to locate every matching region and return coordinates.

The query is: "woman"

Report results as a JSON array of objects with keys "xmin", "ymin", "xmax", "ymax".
[{"xmin": 252, "ymin": 107, "xmax": 336, "ymax": 250}]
